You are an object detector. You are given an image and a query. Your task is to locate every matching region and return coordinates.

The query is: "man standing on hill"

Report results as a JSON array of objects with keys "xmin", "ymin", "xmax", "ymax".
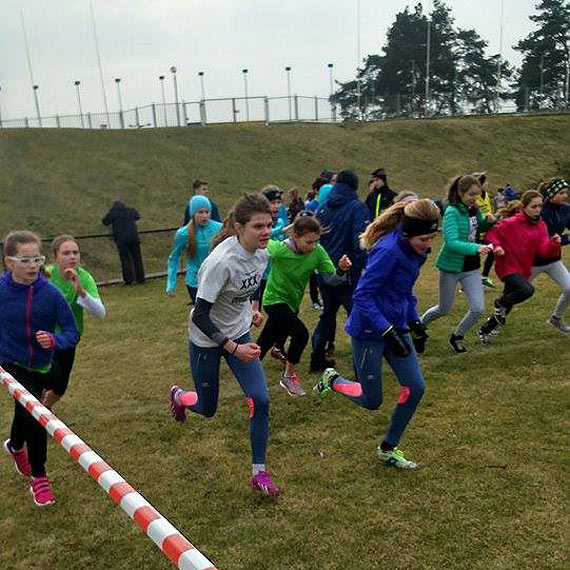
[
  {"xmin": 183, "ymin": 179, "xmax": 221, "ymax": 224},
  {"xmin": 365, "ymin": 168, "xmax": 397, "ymax": 220},
  {"xmin": 310, "ymin": 170, "xmax": 369, "ymax": 371},
  {"xmin": 102, "ymin": 200, "xmax": 145, "ymax": 285}
]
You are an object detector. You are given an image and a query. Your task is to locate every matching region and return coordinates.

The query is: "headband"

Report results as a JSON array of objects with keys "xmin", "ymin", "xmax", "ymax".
[
  {"xmin": 544, "ymin": 178, "xmax": 569, "ymax": 201},
  {"xmin": 401, "ymin": 215, "xmax": 439, "ymax": 238}
]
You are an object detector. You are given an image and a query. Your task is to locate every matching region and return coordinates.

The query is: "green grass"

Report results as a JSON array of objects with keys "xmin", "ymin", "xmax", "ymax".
[
  {"xmin": 0, "ymin": 116, "xmax": 569, "ymax": 569},
  {"xmin": 0, "ymin": 242, "xmax": 568, "ymax": 570}
]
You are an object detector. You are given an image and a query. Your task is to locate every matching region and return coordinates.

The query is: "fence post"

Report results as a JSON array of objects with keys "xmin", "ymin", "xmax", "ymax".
[
  {"xmin": 314, "ymin": 96, "xmax": 319, "ymax": 121},
  {"xmin": 182, "ymin": 101, "xmax": 188, "ymax": 126},
  {"xmin": 25, "ymin": 117, "xmax": 29, "ymax": 128},
  {"xmin": 199, "ymin": 100, "xmax": 207, "ymax": 126},
  {"xmin": 294, "ymin": 95, "xmax": 299, "ymax": 121},
  {"xmin": 135, "ymin": 107, "xmax": 140, "ymax": 128},
  {"xmin": 87, "ymin": 113, "xmax": 93, "ymax": 129},
  {"xmin": 264, "ymin": 96, "xmax": 270, "ymax": 124},
  {"xmin": 151, "ymin": 104, "xmax": 157, "ymax": 128},
  {"xmin": 56, "ymin": 114, "xmax": 61, "ymax": 128},
  {"xmin": 232, "ymin": 98, "xmax": 238, "ymax": 123}
]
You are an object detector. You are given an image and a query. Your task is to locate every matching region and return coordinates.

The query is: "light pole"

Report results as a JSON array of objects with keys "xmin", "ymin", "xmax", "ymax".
[
  {"xmin": 285, "ymin": 66, "xmax": 292, "ymax": 121},
  {"xmin": 159, "ymin": 75, "xmax": 167, "ymax": 126},
  {"xmin": 566, "ymin": 41, "xmax": 570, "ymax": 109},
  {"xmin": 115, "ymin": 78, "xmax": 124, "ymax": 129},
  {"xmin": 74, "ymin": 80, "xmax": 84, "ymax": 127},
  {"xmin": 170, "ymin": 65, "xmax": 181, "ymax": 126},
  {"xmin": 540, "ymin": 53, "xmax": 545, "ymax": 104},
  {"xmin": 242, "ymin": 68, "xmax": 250, "ymax": 121},
  {"xmin": 327, "ymin": 63, "xmax": 336, "ymax": 121},
  {"xmin": 32, "ymin": 85, "xmax": 42, "ymax": 127},
  {"xmin": 425, "ymin": 15, "xmax": 431, "ymax": 116},
  {"xmin": 198, "ymin": 71, "xmax": 206, "ymax": 100}
]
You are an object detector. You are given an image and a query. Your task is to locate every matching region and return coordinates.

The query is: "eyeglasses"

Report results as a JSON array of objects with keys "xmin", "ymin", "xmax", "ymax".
[{"xmin": 6, "ymin": 255, "xmax": 46, "ymax": 266}]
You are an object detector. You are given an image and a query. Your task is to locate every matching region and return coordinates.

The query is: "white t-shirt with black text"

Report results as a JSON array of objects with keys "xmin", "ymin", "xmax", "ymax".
[{"xmin": 189, "ymin": 236, "xmax": 268, "ymax": 348}]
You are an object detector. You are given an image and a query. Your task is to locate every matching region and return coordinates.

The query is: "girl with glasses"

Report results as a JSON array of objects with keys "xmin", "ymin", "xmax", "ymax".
[{"xmin": 1, "ymin": 231, "xmax": 79, "ymax": 506}]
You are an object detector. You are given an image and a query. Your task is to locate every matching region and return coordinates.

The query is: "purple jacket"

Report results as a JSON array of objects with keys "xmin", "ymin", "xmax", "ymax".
[
  {"xmin": 0, "ymin": 273, "xmax": 80, "ymax": 368},
  {"xmin": 345, "ymin": 230, "xmax": 427, "ymax": 340}
]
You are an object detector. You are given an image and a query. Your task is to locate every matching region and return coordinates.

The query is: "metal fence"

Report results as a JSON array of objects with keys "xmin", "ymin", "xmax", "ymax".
[
  {"xmin": 3, "ymin": 90, "xmax": 569, "ymax": 130},
  {"xmin": 0, "ymin": 95, "xmax": 337, "ymax": 130}
]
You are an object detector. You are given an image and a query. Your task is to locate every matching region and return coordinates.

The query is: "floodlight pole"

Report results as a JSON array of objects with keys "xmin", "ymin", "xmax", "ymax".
[
  {"xmin": 159, "ymin": 75, "xmax": 167, "ymax": 126},
  {"xmin": 285, "ymin": 66, "xmax": 292, "ymax": 121},
  {"xmin": 170, "ymin": 66, "xmax": 181, "ymax": 126},
  {"xmin": 74, "ymin": 81, "xmax": 84, "ymax": 127},
  {"xmin": 242, "ymin": 69, "xmax": 250, "ymax": 121},
  {"xmin": 115, "ymin": 78, "xmax": 124, "ymax": 129}
]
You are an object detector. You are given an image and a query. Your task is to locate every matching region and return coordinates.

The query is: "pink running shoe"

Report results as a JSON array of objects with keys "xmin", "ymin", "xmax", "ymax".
[
  {"xmin": 3, "ymin": 439, "xmax": 32, "ymax": 477},
  {"xmin": 279, "ymin": 372, "xmax": 306, "ymax": 397},
  {"xmin": 29, "ymin": 476, "xmax": 55, "ymax": 506},
  {"xmin": 252, "ymin": 471, "xmax": 280, "ymax": 497},
  {"xmin": 169, "ymin": 385, "xmax": 186, "ymax": 423}
]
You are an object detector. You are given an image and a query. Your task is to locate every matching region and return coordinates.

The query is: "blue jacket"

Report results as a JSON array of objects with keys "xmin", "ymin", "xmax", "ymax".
[
  {"xmin": 166, "ymin": 220, "xmax": 223, "ymax": 291},
  {"xmin": 316, "ymin": 182, "xmax": 370, "ymax": 285},
  {"xmin": 0, "ymin": 274, "xmax": 80, "ymax": 368},
  {"xmin": 345, "ymin": 230, "xmax": 427, "ymax": 341},
  {"xmin": 535, "ymin": 201, "xmax": 570, "ymax": 266}
]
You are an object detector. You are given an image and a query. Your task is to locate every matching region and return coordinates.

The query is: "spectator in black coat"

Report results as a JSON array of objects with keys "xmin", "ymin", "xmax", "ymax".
[
  {"xmin": 365, "ymin": 168, "xmax": 397, "ymax": 220},
  {"xmin": 102, "ymin": 200, "xmax": 145, "ymax": 285}
]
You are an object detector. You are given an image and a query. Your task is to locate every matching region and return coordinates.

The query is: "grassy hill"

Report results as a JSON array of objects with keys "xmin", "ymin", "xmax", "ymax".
[{"xmin": 1, "ymin": 114, "xmax": 570, "ymax": 238}]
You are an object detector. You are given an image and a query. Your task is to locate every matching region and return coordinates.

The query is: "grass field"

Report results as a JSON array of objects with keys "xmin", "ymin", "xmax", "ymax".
[
  {"xmin": 0, "ymin": 116, "xmax": 569, "ymax": 569},
  {"xmin": 0, "ymin": 240, "xmax": 568, "ymax": 570}
]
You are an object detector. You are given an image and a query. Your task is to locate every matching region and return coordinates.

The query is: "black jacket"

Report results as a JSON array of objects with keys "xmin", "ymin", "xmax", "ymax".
[
  {"xmin": 102, "ymin": 201, "xmax": 141, "ymax": 245},
  {"xmin": 365, "ymin": 187, "xmax": 397, "ymax": 220},
  {"xmin": 535, "ymin": 201, "xmax": 570, "ymax": 266}
]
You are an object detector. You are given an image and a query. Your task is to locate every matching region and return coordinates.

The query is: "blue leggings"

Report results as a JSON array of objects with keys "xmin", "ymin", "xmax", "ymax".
[
  {"xmin": 338, "ymin": 336, "xmax": 426, "ymax": 447},
  {"xmin": 188, "ymin": 333, "xmax": 270, "ymax": 465}
]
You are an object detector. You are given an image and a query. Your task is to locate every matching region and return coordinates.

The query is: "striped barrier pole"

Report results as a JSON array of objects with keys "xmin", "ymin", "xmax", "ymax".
[{"xmin": 0, "ymin": 367, "xmax": 219, "ymax": 570}]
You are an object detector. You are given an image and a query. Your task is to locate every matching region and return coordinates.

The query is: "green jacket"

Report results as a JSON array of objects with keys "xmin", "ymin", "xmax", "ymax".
[{"xmin": 436, "ymin": 203, "xmax": 489, "ymax": 273}]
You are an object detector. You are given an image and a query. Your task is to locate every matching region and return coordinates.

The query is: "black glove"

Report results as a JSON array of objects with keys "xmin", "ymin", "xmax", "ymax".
[
  {"xmin": 381, "ymin": 325, "xmax": 411, "ymax": 358},
  {"xmin": 408, "ymin": 320, "xmax": 428, "ymax": 354}
]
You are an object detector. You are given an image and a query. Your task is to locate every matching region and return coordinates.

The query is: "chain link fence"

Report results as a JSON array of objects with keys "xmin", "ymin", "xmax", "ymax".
[{"xmin": 0, "ymin": 95, "xmax": 337, "ymax": 130}]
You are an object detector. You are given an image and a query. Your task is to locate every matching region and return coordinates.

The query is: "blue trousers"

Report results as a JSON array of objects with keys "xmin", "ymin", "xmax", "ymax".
[
  {"xmin": 339, "ymin": 335, "xmax": 426, "ymax": 447},
  {"xmin": 188, "ymin": 333, "xmax": 270, "ymax": 465}
]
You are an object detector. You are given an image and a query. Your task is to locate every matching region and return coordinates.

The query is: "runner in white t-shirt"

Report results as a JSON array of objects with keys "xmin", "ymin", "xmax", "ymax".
[{"xmin": 169, "ymin": 194, "xmax": 281, "ymax": 497}]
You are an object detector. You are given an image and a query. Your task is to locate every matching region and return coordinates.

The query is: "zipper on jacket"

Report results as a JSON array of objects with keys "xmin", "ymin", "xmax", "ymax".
[{"xmin": 25, "ymin": 285, "xmax": 34, "ymax": 366}]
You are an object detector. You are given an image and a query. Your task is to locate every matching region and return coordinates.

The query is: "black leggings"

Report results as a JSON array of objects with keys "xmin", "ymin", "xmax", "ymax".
[
  {"xmin": 257, "ymin": 303, "xmax": 309, "ymax": 365},
  {"xmin": 44, "ymin": 348, "xmax": 76, "ymax": 396},
  {"xmin": 499, "ymin": 274, "xmax": 534, "ymax": 310},
  {"xmin": 482, "ymin": 249, "xmax": 494, "ymax": 278},
  {"xmin": 3, "ymin": 362, "xmax": 48, "ymax": 477}
]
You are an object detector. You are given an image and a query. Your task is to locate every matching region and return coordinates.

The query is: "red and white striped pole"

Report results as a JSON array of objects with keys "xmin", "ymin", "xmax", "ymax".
[{"xmin": 0, "ymin": 366, "xmax": 219, "ymax": 570}]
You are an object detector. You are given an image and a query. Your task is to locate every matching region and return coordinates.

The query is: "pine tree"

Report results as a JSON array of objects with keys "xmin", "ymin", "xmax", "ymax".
[{"xmin": 512, "ymin": 0, "xmax": 570, "ymax": 111}]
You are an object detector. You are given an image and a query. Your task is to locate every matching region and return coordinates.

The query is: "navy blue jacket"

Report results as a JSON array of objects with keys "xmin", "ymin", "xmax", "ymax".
[
  {"xmin": 316, "ymin": 182, "xmax": 369, "ymax": 285},
  {"xmin": 535, "ymin": 201, "xmax": 570, "ymax": 266},
  {"xmin": 0, "ymin": 274, "xmax": 80, "ymax": 369},
  {"xmin": 345, "ymin": 230, "xmax": 427, "ymax": 341}
]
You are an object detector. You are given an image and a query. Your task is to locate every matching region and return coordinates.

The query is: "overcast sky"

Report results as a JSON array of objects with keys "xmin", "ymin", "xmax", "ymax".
[{"xmin": 0, "ymin": 0, "xmax": 539, "ymax": 122}]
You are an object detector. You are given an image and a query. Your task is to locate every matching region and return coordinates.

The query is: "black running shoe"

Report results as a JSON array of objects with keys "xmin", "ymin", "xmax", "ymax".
[{"xmin": 449, "ymin": 333, "xmax": 467, "ymax": 354}]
